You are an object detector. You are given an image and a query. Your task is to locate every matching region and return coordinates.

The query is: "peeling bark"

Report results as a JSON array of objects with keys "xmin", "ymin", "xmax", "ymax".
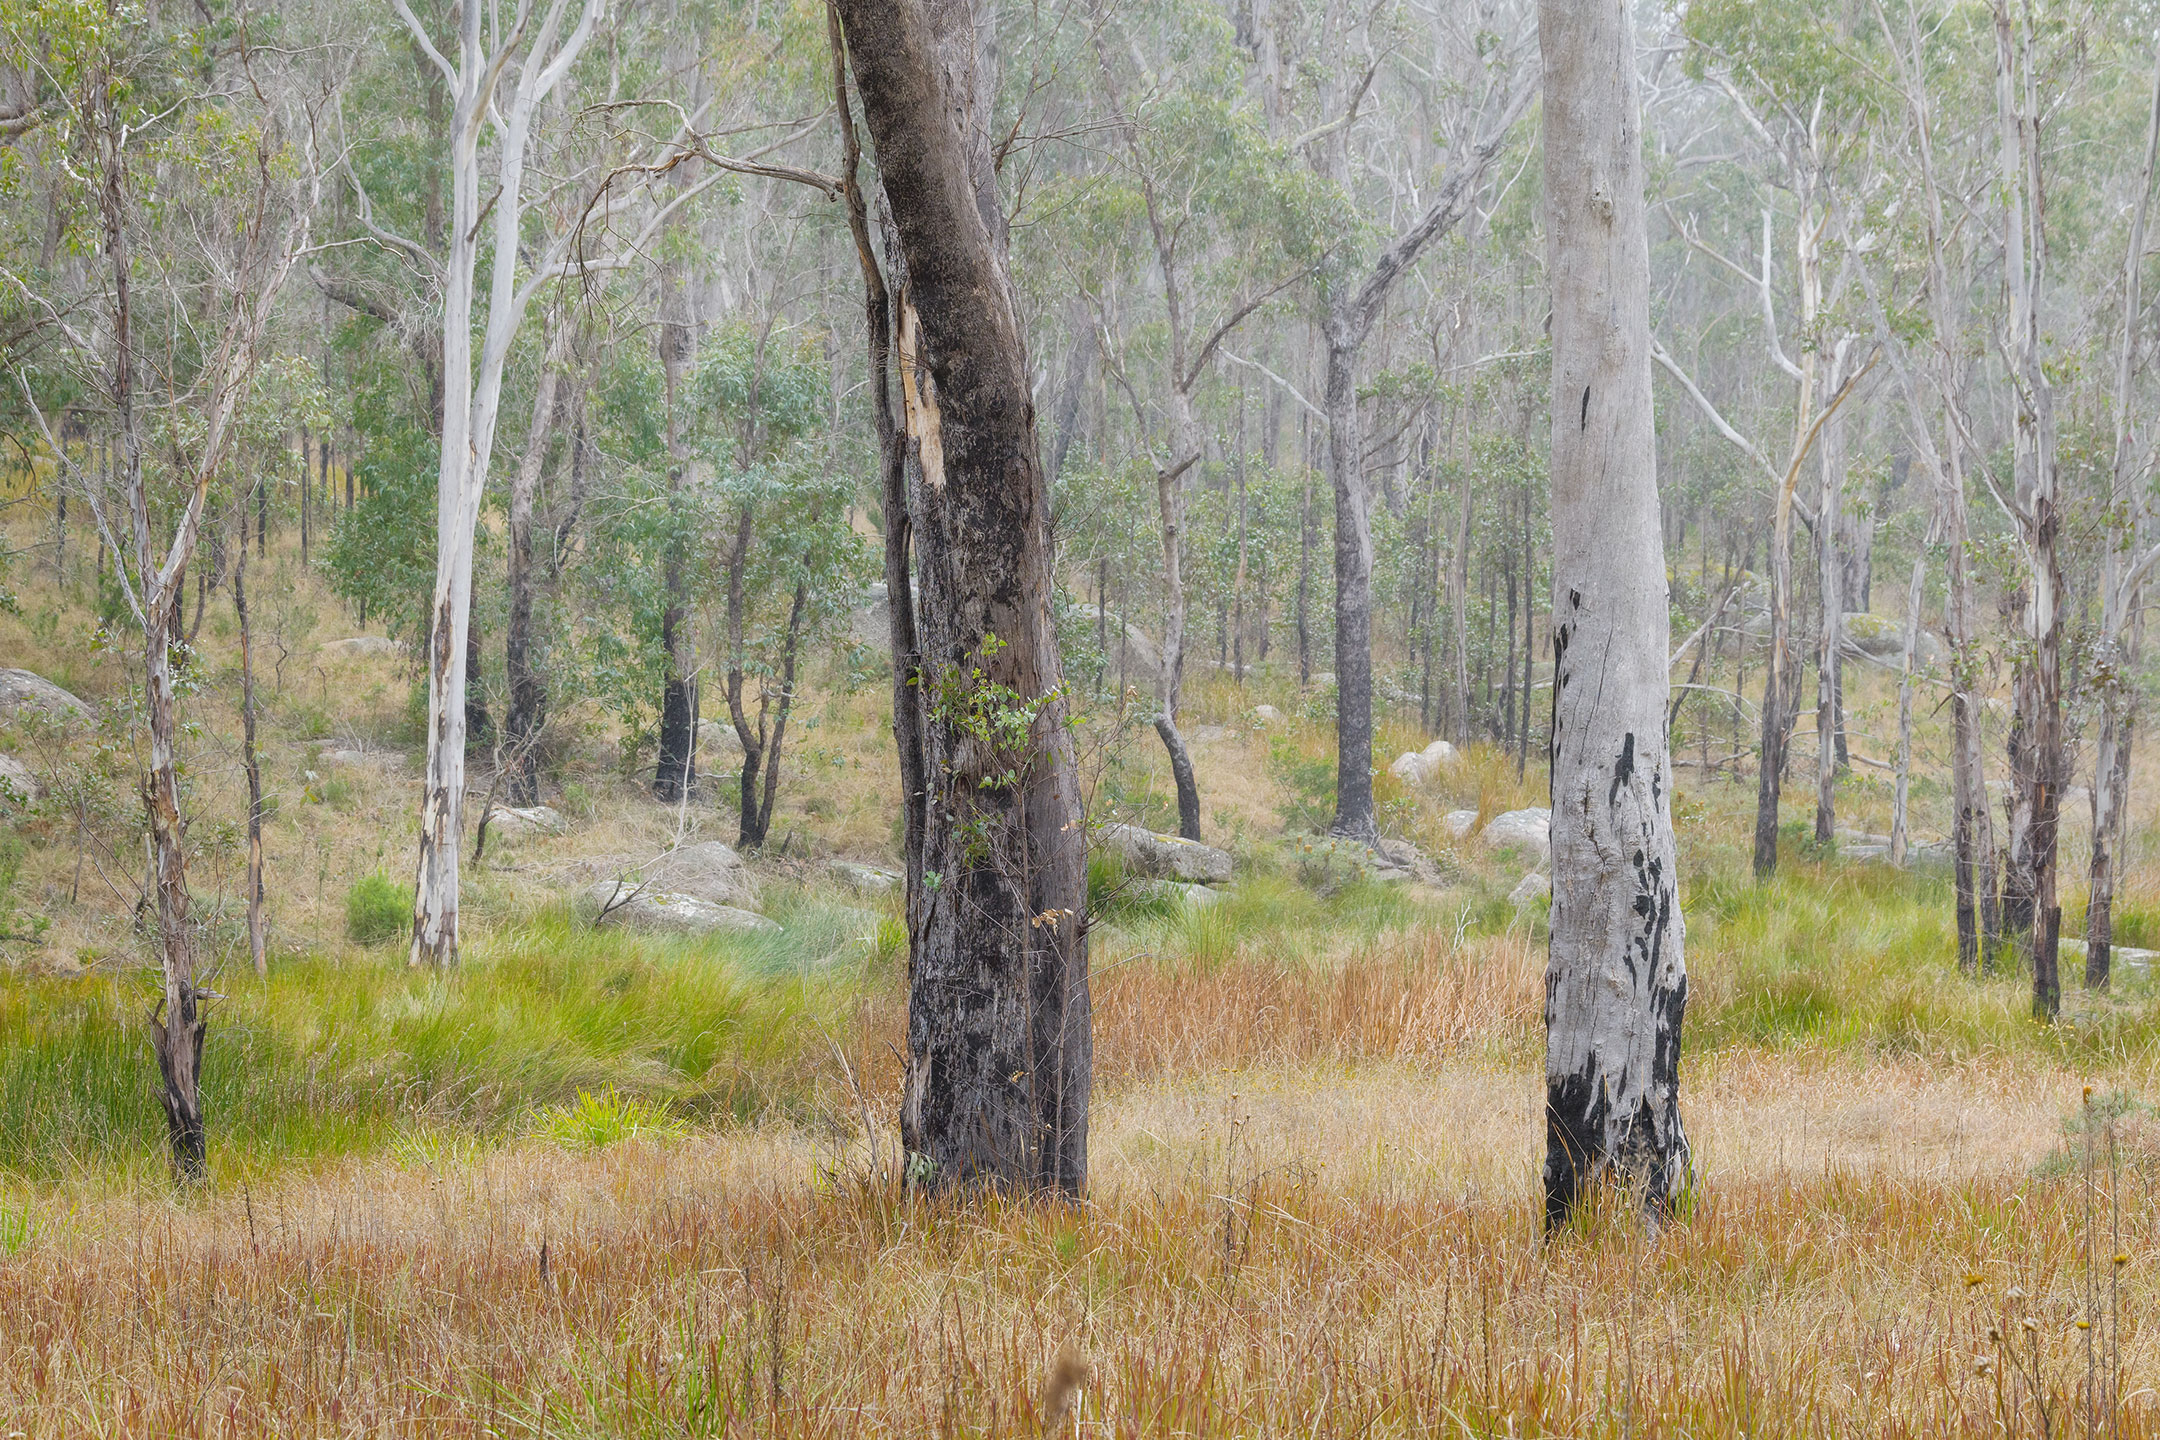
[{"xmin": 836, "ymin": 0, "xmax": 1090, "ymax": 1194}]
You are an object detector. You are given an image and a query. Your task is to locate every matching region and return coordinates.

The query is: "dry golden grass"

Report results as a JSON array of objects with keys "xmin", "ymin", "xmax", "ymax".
[
  {"xmin": 3, "ymin": 1041, "xmax": 2153, "ymax": 1438},
  {"xmin": 10, "ymin": 530, "xmax": 2160, "ymax": 1436}
]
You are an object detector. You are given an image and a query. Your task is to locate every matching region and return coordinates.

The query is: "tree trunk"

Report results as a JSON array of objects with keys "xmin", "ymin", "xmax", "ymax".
[
  {"xmin": 233, "ymin": 521, "xmax": 268, "ymax": 977},
  {"xmin": 1296, "ymin": 458, "xmax": 1313, "ymax": 686},
  {"xmin": 1890, "ymin": 546, "xmax": 1925, "ymax": 868},
  {"xmin": 723, "ymin": 507, "xmax": 767, "ymax": 850},
  {"xmin": 2085, "ymin": 45, "xmax": 2160, "ymax": 994},
  {"xmin": 1154, "ymin": 399, "xmax": 1202, "ymax": 841},
  {"xmin": 1323, "ymin": 333, "xmax": 1378, "ymax": 841},
  {"xmin": 837, "ymin": 0, "xmax": 1090, "ymax": 1194},
  {"xmin": 1995, "ymin": 0, "xmax": 2063, "ymax": 1019},
  {"xmin": 1517, "ymin": 484, "xmax": 1533, "ymax": 779},
  {"xmin": 654, "ymin": 292, "xmax": 698, "ymax": 804},
  {"xmin": 300, "ymin": 427, "xmax": 311, "ymax": 564},
  {"xmin": 743, "ymin": 580, "xmax": 808, "ymax": 848},
  {"xmin": 1539, "ymin": 0, "xmax": 1689, "ymax": 1229},
  {"xmin": 1450, "ymin": 419, "xmax": 1474, "ymax": 744},
  {"xmin": 1752, "ymin": 490, "xmax": 1793, "ymax": 878},
  {"xmin": 1813, "ymin": 341, "xmax": 1850, "ymax": 846},
  {"xmin": 504, "ymin": 353, "xmax": 562, "ymax": 807},
  {"xmin": 403, "ymin": 0, "xmax": 597, "ymax": 969},
  {"xmin": 2086, "ymin": 690, "xmax": 2134, "ymax": 991},
  {"xmin": 831, "ymin": 12, "xmax": 927, "ymax": 896}
]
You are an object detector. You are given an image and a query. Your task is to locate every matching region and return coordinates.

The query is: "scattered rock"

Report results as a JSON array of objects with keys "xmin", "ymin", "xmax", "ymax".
[
  {"xmin": 1508, "ymin": 871, "xmax": 1551, "ymax": 909},
  {"xmin": 1185, "ymin": 724, "xmax": 1239, "ymax": 745},
  {"xmin": 1297, "ymin": 836, "xmax": 1445, "ymax": 888},
  {"xmin": 1443, "ymin": 809, "xmax": 1479, "ymax": 841},
  {"xmin": 485, "ymin": 805, "xmax": 565, "ymax": 839},
  {"xmin": 1387, "ymin": 737, "xmax": 1458, "ymax": 787},
  {"xmin": 1480, "ymin": 808, "xmax": 1551, "ymax": 861},
  {"xmin": 2061, "ymin": 937, "xmax": 2157, "ymax": 979},
  {"xmin": 322, "ymin": 636, "xmax": 408, "ymax": 658},
  {"xmin": 0, "ymin": 669, "xmax": 88, "ymax": 720},
  {"xmin": 1840, "ymin": 613, "xmax": 1944, "ymax": 667},
  {"xmin": 1172, "ymin": 882, "xmax": 1223, "ymax": 908},
  {"xmin": 1835, "ymin": 827, "xmax": 1892, "ymax": 848},
  {"xmin": 829, "ymin": 859, "xmax": 901, "ymax": 893},
  {"xmin": 1843, "ymin": 843, "xmax": 1890, "ymax": 862},
  {"xmin": 1073, "ymin": 605, "xmax": 1162, "ymax": 681},
  {"xmin": 640, "ymin": 840, "xmax": 760, "ymax": 908},
  {"xmin": 585, "ymin": 882, "xmax": 778, "ymax": 935},
  {"xmin": 0, "ymin": 755, "xmax": 36, "ymax": 808},
  {"xmin": 1100, "ymin": 823, "xmax": 1233, "ymax": 884},
  {"xmin": 1250, "ymin": 704, "xmax": 1284, "ymax": 726},
  {"xmin": 696, "ymin": 719, "xmax": 745, "ymax": 756}
]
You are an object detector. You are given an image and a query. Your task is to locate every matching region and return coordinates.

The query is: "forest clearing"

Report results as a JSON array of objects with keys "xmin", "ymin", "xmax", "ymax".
[{"xmin": 4, "ymin": 0, "xmax": 2160, "ymax": 1432}]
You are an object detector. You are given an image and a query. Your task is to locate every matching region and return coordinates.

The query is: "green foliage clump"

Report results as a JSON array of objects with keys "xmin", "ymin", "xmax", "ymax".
[
  {"xmin": 1268, "ymin": 730, "xmax": 1336, "ymax": 833},
  {"xmin": 345, "ymin": 871, "xmax": 412, "ymax": 946},
  {"xmin": 533, "ymin": 1089, "xmax": 688, "ymax": 1150}
]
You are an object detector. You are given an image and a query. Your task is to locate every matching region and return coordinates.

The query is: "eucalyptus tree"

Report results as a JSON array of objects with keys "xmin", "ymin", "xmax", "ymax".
[
  {"xmin": 385, "ymin": 0, "xmax": 776, "ymax": 963},
  {"xmin": 2, "ymin": 4, "xmax": 327, "ymax": 1177},
  {"xmin": 698, "ymin": 323, "xmax": 865, "ymax": 850},
  {"xmin": 1539, "ymin": 0, "xmax": 1689, "ymax": 1228},
  {"xmin": 1297, "ymin": 0, "xmax": 1537, "ymax": 842},
  {"xmin": 1990, "ymin": 0, "xmax": 2067, "ymax": 1016},
  {"xmin": 1865, "ymin": 0, "xmax": 2001, "ymax": 973},
  {"xmin": 2086, "ymin": 41, "xmax": 2160, "ymax": 992},
  {"xmin": 387, "ymin": 0, "xmax": 602, "ymax": 966},
  {"xmin": 834, "ymin": 0, "xmax": 1091, "ymax": 1192},
  {"xmin": 1085, "ymin": 0, "xmax": 1317, "ymax": 840},
  {"xmin": 1663, "ymin": 0, "xmax": 1886, "ymax": 876}
]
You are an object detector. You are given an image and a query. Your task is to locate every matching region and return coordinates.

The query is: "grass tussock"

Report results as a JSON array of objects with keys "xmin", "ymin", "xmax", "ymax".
[{"xmin": 0, "ymin": 905, "xmax": 879, "ymax": 1184}]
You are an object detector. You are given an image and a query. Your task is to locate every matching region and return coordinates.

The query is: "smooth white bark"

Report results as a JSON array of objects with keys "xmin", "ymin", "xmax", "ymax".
[
  {"xmin": 1539, "ymin": 0, "xmax": 1688, "ymax": 1228},
  {"xmin": 396, "ymin": 0, "xmax": 601, "ymax": 967}
]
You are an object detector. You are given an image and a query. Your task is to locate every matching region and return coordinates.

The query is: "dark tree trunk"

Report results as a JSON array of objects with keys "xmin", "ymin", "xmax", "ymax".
[
  {"xmin": 463, "ymin": 623, "xmax": 493, "ymax": 755},
  {"xmin": 1295, "ymin": 459, "xmax": 1313, "ymax": 686},
  {"xmin": 504, "ymin": 356, "xmax": 562, "ymax": 807},
  {"xmin": 832, "ymin": 13, "xmax": 928, "ymax": 893},
  {"xmin": 836, "ymin": 0, "xmax": 1091, "ymax": 1194},
  {"xmin": 737, "ymin": 580, "xmax": 808, "ymax": 850},
  {"xmin": 1314, "ymin": 63, "xmax": 1531, "ymax": 842},
  {"xmin": 233, "ymin": 519, "xmax": 267, "ymax": 976},
  {"xmin": 1323, "ymin": 338, "xmax": 1378, "ymax": 839}
]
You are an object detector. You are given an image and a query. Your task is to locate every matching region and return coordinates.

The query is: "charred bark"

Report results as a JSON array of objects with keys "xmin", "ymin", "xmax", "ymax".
[
  {"xmin": 836, "ymin": 0, "xmax": 1090, "ymax": 1194},
  {"xmin": 1540, "ymin": 0, "xmax": 1689, "ymax": 1230}
]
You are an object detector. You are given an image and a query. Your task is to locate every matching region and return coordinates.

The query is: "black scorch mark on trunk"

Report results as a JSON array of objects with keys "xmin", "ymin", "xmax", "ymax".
[{"xmin": 1608, "ymin": 731, "xmax": 1635, "ymax": 807}]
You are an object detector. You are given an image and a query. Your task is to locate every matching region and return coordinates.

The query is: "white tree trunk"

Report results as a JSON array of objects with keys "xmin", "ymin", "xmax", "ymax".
[
  {"xmin": 1539, "ymin": 0, "xmax": 1689, "ymax": 1229},
  {"xmin": 400, "ymin": 0, "xmax": 599, "ymax": 966},
  {"xmin": 1814, "ymin": 338, "xmax": 1852, "ymax": 847}
]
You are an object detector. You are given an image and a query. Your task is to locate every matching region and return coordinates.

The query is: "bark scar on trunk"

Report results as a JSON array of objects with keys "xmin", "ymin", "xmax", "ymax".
[{"xmin": 897, "ymin": 300, "xmax": 946, "ymax": 491}]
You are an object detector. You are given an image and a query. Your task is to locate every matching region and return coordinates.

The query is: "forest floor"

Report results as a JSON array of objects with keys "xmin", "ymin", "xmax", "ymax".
[{"xmin": 3, "ymin": 540, "xmax": 2160, "ymax": 1434}]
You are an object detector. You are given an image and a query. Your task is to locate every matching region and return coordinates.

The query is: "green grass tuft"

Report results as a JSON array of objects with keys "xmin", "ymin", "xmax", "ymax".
[{"xmin": 345, "ymin": 871, "xmax": 412, "ymax": 946}]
